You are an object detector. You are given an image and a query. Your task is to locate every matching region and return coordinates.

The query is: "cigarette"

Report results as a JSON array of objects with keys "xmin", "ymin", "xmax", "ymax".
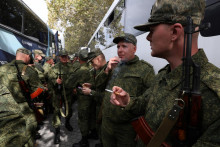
[{"xmin": 105, "ymin": 89, "xmax": 120, "ymax": 95}]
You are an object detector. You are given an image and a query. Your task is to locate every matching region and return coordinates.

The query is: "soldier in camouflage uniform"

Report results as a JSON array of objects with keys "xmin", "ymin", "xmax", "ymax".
[
  {"xmin": 0, "ymin": 48, "xmax": 45, "ymax": 146},
  {"xmin": 33, "ymin": 49, "xmax": 46, "ymax": 84},
  {"xmin": 32, "ymin": 49, "xmax": 47, "ymax": 139},
  {"xmin": 48, "ymin": 50, "xmax": 79, "ymax": 144},
  {"xmin": 0, "ymin": 84, "xmax": 27, "ymax": 147},
  {"xmin": 70, "ymin": 49, "xmax": 95, "ymax": 147},
  {"xmin": 110, "ymin": 0, "xmax": 220, "ymax": 146},
  {"xmin": 99, "ymin": 33, "xmax": 155, "ymax": 147},
  {"xmin": 82, "ymin": 48, "xmax": 108, "ymax": 146},
  {"xmin": 43, "ymin": 56, "xmax": 54, "ymax": 79},
  {"xmin": 43, "ymin": 56, "xmax": 54, "ymax": 116}
]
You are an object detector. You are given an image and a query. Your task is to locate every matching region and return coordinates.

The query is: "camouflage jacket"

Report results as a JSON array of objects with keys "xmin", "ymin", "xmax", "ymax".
[
  {"xmin": 90, "ymin": 63, "xmax": 108, "ymax": 105},
  {"xmin": 48, "ymin": 62, "xmax": 79, "ymax": 91},
  {"xmin": 0, "ymin": 60, "xmax": 44, "ymax": 146},
  {"xmin": 103, "ymin": 55, "xmax": 155, "ymax": 123},
  {"xmin": 43, "ymin": 62, "xmax": 52, "ymax": 80},
  {"xmin": 33, "ymin": 62, "xmax": 46, "ymax": 84},
  {"xmin": 66, "ymin": 63, "xmax": 94, "ymax": 94},
  {"xmin": 126, "ymin": 49, "xmax": 220, "ymax": 147},
  {"xmin": 0, "ymin": 84, "xmax": 28, "ymax": 147}
]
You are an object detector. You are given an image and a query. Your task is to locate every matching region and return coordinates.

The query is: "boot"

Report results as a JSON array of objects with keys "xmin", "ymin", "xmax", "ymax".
[
  {"xmin": 72, "ymin": 136, "xmax": 89, "ymax": 147},
  {"xmin": 88, "ymin": 129, "xmax": 99, "ymax": 140},
  {"xmin": 54, "ymin": 127, "xmax": 60, "ymax": 144},
  {"xmin": 65, "ymin": 119, "xmax": 73, "ymax": 132}
]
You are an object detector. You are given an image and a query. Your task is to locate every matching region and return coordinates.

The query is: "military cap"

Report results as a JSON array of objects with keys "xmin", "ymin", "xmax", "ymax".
[
  {"xmin": 88, "ymin": 48, "xmax": 103, "ymax": 62},
  {"xmin": 34, "ymin": 49, "xmax": 46, "ymax": 57},
  {"xmin": 113, "ymin": 33, "xmax": 137, "ymax": 46},
  {"xmin": 16, "ymin": 48, "xmax": 32, "ymax": 56},
  {"xmin": 59, "ymin": 50, "xmax": 68, "ymax": 56},
  {"xmin": 134, "ymin": 0, "xmax": 206, "ymax": 32},
  {"xmin": 45, "ymin": 56, "xmax": 53, "ymax": 61},
  {"xmin": 79, "ymin": 49, "xmax": 89, "ymax": 61}
]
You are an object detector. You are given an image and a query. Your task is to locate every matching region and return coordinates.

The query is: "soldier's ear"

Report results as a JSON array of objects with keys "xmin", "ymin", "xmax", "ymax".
[{"xmin": 171, "ymin": 23, "xmax": 183, "ymax": 41}]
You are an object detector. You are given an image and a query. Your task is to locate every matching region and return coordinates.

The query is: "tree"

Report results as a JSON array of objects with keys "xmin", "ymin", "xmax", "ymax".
[{"xmin": 46, "ymin": 0, "xmax": 113, "ymax": 54}]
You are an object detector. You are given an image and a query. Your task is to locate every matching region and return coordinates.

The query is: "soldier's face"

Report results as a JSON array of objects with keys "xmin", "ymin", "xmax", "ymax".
[
  {"xmin": 48, "ymin": 59, "xmax": 54, "ymax": 64},
  {"xmin": 91, "ymin": 56, "xmax": 101, "ymax": 70},
  {"xmin": 59, "ymin": 55, "xmax": 68, "ymax": 63},
  {"xmin": 117, "ymin": 41, "xmax": 136, "ymax": 62},
  {"xmin": 36, "ymin": 54, "xmax": 43, "ymax": 61},
  {"xmin": 147, "ymin": 24, "xmax": 174, "ymax": 59}
]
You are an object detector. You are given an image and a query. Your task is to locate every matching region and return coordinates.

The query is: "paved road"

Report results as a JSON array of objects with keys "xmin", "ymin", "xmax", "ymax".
[{"xmin": 36, "ymin": 102, "xmax": 100, "ymax": 147}]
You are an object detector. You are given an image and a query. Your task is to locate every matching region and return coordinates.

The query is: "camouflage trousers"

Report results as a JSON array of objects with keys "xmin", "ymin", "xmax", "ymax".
[
  {"xmin": 101, "ymin": 117, "xmax": 137, "ymax": 147},
  {"xmin": 52, "ymin": 94, "xmax": 73, "ymax": 128},
  {"xmin": 77, "ymin": 95, "xmax": 93, "ymax": 136}
]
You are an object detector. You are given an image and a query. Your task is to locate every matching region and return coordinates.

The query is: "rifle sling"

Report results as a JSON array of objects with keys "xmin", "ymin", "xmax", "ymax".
[
  {"xmin": 21, "ymin": 65, "xmax": 28, "ymax": 76},
  {"xmin": 59, "ymin": 83, "xmax": 69, "ymax": 117},
  {"xmin": 147, "ymin": 103, "xmax": 183, "ymax": 147}
]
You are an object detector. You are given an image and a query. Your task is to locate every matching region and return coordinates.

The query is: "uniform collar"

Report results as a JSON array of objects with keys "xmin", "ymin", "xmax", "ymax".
[
  {"xmin": 160, "ymin": 49, "xmax": 208, "ymax": 90},
  {"xmin": 13, "ymin": 60, "xmax": 27, "ymax": 65},
  {"xmin": 121, "ymin": 55, "xmax": 139, "ymax": 65}
]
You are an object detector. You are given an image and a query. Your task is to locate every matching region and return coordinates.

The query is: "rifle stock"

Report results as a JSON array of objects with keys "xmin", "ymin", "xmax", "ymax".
[{"xmin": 131, "ymin": 116, "xmax": 170, "ymax": 147}]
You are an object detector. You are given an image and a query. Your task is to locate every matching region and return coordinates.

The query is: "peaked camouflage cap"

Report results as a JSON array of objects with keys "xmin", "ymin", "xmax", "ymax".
[
  {"xmin": 34, "ymin": 49, "xmax": 45, "ymax": 57},
  {"xmin": 79, "ymin": 49, "xmax": 89, "ymax": 61},
  {"xmin": 16, "ymin": 48, "xmax": 32, "ymax": 56},
  {"xmin": 113, "ymin": 33, "xmax": 137, "ymax": 46},
  {"xmin": 59, "ymin": 50, "xmax": 68, "ymax": 56},
  {"xmin": 88, "ymin": 48, "xmax": 103, "ymax": 62},
  {"xmin": 134, "ymin": 0, "xmax": 206, "ymax": 32}
]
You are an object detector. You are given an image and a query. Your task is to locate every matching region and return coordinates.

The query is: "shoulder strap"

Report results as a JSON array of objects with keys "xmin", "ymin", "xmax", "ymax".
[
  {"xmin": 21, "ymin": 65, "xmax": 28, "ymax": 76},
  {"xmin": 147, "ymin": 99, "xmax": 184, "ymax": 147}
]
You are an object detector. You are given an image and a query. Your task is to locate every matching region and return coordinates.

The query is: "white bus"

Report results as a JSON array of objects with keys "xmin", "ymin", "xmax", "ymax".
[{"xmin": 88, "ymin": 0, "xmax": 220, "ymax": 73}]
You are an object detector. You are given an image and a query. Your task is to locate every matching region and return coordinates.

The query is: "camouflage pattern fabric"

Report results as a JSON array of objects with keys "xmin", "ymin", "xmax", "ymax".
[
  {"xmin": 67, "ymin": 62, "xmax": 94, "ymax": 136},
  {"xmin": 48, "ymin": 62, "xmax": 78, "ymax": 128},
  {"xmin": 113, "ymin": 33, "xmax": 137, "ymax": 46},
  {"xmin": 0, "ymin": 60, "xmax": 44, "ymax": 146},
  {"xmin": 101, "ymin": 55, "xmax": 155, "ymax": 146},
  {"xmin": 33, "ymin": 62, "xmax": 46, "ymax": 84},
  {"xmin": 72, "ymin": 60, "xmax": 81, "ymax": 71},
  {"xmin": 89, "ymin": 63, "xmax": 108, "ymax": 139},
  {"xmin": 0, "ymin": 84, "xmax": 29, "ymax": 147},
  {"xmin": 134, "ymin": 0, "xmax": 206, "ymax": 31},
  {"xmin": 43, "ymin": 62, "xmax": 52, "ymax": 79},
  {"xmin": 125, "ymin": 49, "xmax": 220, "ymax": 147}
]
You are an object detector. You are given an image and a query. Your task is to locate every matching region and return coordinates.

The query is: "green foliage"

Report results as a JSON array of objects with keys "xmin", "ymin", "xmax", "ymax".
[{"xmin": 46, "ymin": 0, "xmax": 113, "ymax": 54}]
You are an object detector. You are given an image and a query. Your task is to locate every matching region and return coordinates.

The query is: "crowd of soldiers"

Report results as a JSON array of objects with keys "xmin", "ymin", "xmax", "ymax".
[{"xmin": 0, "ymin": 0, "xmax": 220, "ymax": 147}]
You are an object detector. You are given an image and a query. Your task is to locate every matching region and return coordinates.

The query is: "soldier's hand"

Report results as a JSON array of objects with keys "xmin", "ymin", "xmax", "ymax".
[
  {"xmin": 82, "ymin": 87, "xmax": 92, "ymax": 95},
  {"xmin": 73, "ymin": 88, "xmax": 77, "ymax": 94},
  {"xmin": 105, "ymin": 57, "xmax": 121, "ymax": 74},
  {"xmin": 82, "ymin": 83, "xmax": 92, "ymax": 88},
  {"xmin": 56, "ymin": 78, "xmax": 62, "ymax": 84},
  {"xmin": 110, "ymin": 86, "xmax": 130, "ymax": 107}
]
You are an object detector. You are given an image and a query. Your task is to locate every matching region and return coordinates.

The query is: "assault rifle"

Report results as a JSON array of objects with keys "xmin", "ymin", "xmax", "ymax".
[
  {"xmin": 174, "ymin": 17, "xmax": 210, "ymax": 146},
  {"xmin": 57, "ymin": 62, "xmax": 68, "ymax": 117},
  {"xmin": 15, "ymin": 61, "xmax": 44, "ymax": 123}
]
